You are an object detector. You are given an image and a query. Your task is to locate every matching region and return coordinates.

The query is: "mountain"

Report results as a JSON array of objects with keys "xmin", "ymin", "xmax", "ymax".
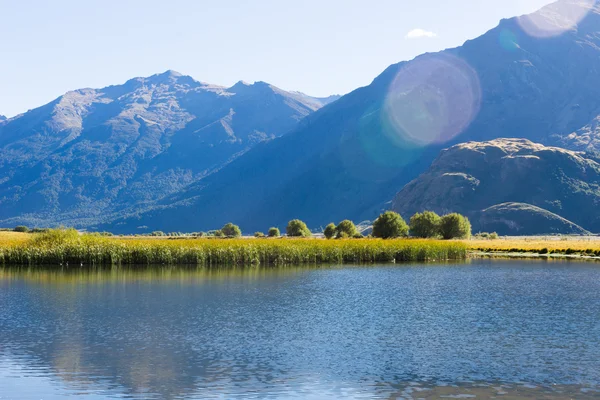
[
  {"xmin": 474, "ymin": 203, "xmax": 589, "ymax": 235},
  {"xmin": 392, "ymin": 139, "xmax": 600, "ymax": 234},
  {"xmin": 0, "ymin": 71, "xmax": 332, "ymax": 227},
  {"xmin": 106, "ymin": 0, "xmax": 600, "ymax": 233},
  {"xmin": 0, "ymin": 115, "xmax": 6, "ymax": 122}
]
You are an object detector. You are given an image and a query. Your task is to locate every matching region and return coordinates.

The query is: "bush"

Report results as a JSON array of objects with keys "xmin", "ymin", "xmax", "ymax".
[
  {"xmin": 353, "ymin": 233, "xmax": 364, "ymax": 239},
  {"xmin": 286, "ymin": 219, "xmax": 312, "ymax": 237},
  {"xmin": 336, "ymin": 220, "xmax": 358, "ymax": 238},
  {"xmin": 489, "ymin": 232, "xmax": 499, "ymax": 240},
  {"xmin": 221, "ymin": 223, "xmax": 242, "ymax": 238},
  {"xmin": 336, "ymin": 232, "xmax": 349, "ymax": 239},
  {"xmin": 213, "ymin": 230, "xmax": 224, "ymax": 238},
  {"xmin": 439, "ymin": 213, "xmax": 472, "ymax": 239},
  {"xmin": 151, "ymin": 231, "xmax": 165, "ymax": 237},
  {"xmin": 409, "ymin": 211, "xmax": 441, "ymax": 238},
  {"xmin": 254, "ymin": 232, "xmax": 265, "ymax": 238},
  {"xmin": 31, "ymin": 227, "xmax": 80, "ymax": 246},
  {"xmin": 14, "ymin": 225, "xmax": 30, "ymax": 233},
  {"xmin": 372, "ymin": 211, "xmax": 409, "ymax": 239},
  {"xmin": 323, "ymin": 223, "xmax": 336, "ymax": 239},
  {"xmin": 268, "ymin": 227, "xmax": 280, "ymax": 237}
]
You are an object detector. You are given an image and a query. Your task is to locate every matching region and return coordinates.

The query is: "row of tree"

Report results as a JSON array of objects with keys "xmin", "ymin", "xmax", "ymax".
[
  {"xmin": 9, "ymin": 211, "xmax": 470, "ymax": 240},
  {"xmin": 206, "ymin": 211, "xmax": 471, "ymax": 240}
]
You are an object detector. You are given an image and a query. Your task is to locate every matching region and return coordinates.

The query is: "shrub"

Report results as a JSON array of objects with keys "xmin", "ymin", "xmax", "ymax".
[
  {"xmin": 409, "ymin": 211, "xmax": 441, "ymax": 238},
  {"xmin": 335, "ymin": 220, "xmax": 358, "ymax": 238},
  {"xmin": 372, "ymin": 211, "xmax": 409, "ymax": 239},
  {"xmin": 539, "ymin": 248, "xmax": 549, "ymax": 254},
  {"xmin": 254, "ymin": 232, "xmax": 265, "ymax": 238},
  {"xmin": 213, "ymin": 230, "xmax": 224, "ymax": 238},
  {"xmin": 336, "ymin": 232, "xmax": 349, "ymax": 239},
  {"xmin": 353, "ymin": 233, "xmax": 364, "ymax": 239},
  {"xmin": 14, "ymin": 226, "xmax": 30, "ymax": 233},
  {"xmin": 489, "ymin": 232, "xmax": 499, "ymax": 240},
  {"xmin": 268, "ymin": 227, "xmax": 280, "ymax": 237},
  {"xmin": 31, "ymin": 227, "xmax": 80, "ymax": 246},
  {"xmin": 323, "ymin": 223, "xmax": 336, "ymax": 239},
  {"xmin": 221, "ymin": 223, "xmax": 242, "ymax": 238},
  {"xmin": 286, "ymin": 219, "xmax": 312, "ymax": 237},
  {"xmin": 151, "ymin": 231, "xmax": 165, "ymax": 237},
  {"xmin": 439, "ymin": 213, "xmax": 472, "ymax": 239}
]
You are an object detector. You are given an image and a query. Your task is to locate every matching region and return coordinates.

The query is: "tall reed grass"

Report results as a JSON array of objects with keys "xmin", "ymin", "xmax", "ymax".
[{"xmin": 0, "ymin": 228, "xmax": 467, "ymax": 267}]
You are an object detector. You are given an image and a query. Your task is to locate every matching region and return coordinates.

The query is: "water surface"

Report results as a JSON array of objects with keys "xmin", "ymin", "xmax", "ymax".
[{"xmin": 1, "ymin": 260, "xmax": 599, "ymax": 399}]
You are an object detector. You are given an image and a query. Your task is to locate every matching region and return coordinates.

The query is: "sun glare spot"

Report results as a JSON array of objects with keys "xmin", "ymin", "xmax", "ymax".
[
  {"xmin": 517, "ymin": 0, "xmax": 596, "ymax": 38},
  {"xmin": 382, "ymin": 53, "xmax": 481, "ymax": 148}
]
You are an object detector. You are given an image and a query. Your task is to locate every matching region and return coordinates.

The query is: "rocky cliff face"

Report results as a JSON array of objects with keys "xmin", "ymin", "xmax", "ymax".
[
  {"xmin": 392, "ymin": 138, "xmax": 600, "ymax": 234},
  {"xmin": 0, "ymin": 71, "xmax": 331, "ymax": 227}
]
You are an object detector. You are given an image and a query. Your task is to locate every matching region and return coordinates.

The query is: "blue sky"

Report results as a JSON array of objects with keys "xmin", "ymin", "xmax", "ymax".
[{"xmin": 0, "ymin": 0, "xmax": 552, "ymax": 117}]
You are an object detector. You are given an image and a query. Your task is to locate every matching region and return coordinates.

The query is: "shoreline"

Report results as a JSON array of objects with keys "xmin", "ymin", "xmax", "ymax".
[{"xmin": 469, "ymin": 250, "xmax": 600, "ymax": 261}]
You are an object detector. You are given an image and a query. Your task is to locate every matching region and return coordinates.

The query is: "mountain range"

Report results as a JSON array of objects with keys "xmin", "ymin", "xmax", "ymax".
[
  {"xmin": 0, "ymin": 71, "xmax": 337, "ymax": 227},
  {"xmin": 2, "ymin": 0, "xmax": 600, "ymax": 234}
]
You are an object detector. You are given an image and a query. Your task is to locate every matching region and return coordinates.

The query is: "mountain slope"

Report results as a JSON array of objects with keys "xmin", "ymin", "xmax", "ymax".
[
  {"xmin": 474, "ymin": 202, "xmax": 589, "ymax": 235},
  {"xmin": 107, "ymin": 0, "xmax": 600, "ymax": 233},
  {"xmin": 0, "ymin": 71, "xmax": 331, "ymax": 227},
  {"xmin": 392, "ymin": 139, "xmax": 600, "ymax": 234}
]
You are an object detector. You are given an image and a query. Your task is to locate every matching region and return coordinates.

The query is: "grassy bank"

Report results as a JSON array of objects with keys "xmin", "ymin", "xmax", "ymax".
[
  {"xmin": 0, "ymin": 230, "xmax": 467, "ymax": 267},
  {"xmin": 467, "ymin": 237, "xmax": 600, "ymax": 257}
]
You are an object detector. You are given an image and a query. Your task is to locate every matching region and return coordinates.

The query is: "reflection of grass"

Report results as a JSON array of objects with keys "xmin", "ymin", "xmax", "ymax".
[
  {"xmin": 0, "ymin": 229, "xmax": 467, "ymax": 267},
  {"xmin": 467, "ymin": 237, "xmax": 600, "ymax": 256}
]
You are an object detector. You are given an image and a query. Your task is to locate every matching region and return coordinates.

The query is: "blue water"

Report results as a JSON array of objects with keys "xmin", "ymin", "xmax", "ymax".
[{"xmin": 1, "ymin": 260, "xmax": 600, "ymax": 399}]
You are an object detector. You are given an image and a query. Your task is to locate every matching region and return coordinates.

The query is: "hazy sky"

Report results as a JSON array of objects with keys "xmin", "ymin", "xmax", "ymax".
[{"xmin": 0, "ymin": 0, "xmax": 552, "ymax": 117}]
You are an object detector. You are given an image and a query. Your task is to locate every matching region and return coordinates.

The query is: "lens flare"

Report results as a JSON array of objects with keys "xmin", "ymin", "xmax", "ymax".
[
  {"xmin": 517, "ymin": 0, "xmax": 595, "ymax": 38},
  {"xmin": 383, "ymin": 53, "xmax": 481, "ymax": 147}
]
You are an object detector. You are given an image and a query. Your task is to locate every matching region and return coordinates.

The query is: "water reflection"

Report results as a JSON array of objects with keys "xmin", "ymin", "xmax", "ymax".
[{"xmin": 1, "ymin": 261, "xmax": 600, "ymax": 399}]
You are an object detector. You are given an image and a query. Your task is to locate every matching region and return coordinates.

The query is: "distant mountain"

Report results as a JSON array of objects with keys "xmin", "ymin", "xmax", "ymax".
[
  {"xmin": 107, "ymin": 0, "xmax": 600, "ymax": 233},
  {"xmin": 392, "ymin": 139, "xmax": 600, "ymax": 234},
  {"xmin": 475, "ymin": 203, "xmax": 589, "ymax": 235},
  {"xmin": 0, "ymin": 71, "xmax": 332, "ymax": 227}
]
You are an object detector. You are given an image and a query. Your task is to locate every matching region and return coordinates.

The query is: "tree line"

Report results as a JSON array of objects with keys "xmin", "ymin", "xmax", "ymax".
[
  {"xmin": 7, "ymin": 211, "xmax": 471, "ymax": 240},
  {"xmin": 181, "ymin": 211, "xmax": 471, "ymax": 240}
]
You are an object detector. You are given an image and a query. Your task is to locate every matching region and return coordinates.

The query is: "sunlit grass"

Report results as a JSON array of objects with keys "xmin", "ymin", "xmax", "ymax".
[
  {"xmin": 0, "ymin": 228, "xmax": 467, "ymax": 267},
  {"xmin": 466, "ymin": 237, "xmax": 600, "ymax": 256}
]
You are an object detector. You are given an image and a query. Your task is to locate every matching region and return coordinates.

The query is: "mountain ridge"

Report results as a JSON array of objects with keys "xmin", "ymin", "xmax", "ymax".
[
  {"xmin": 0, "ymin": 71, "xmax": 334, "ymax": 227},
  {"xmin": 104, "ymin": 0, "xmax": 600, "ymax": 233},
  {"xmin": 392, "ymin": 138, "xmax": 600, "ymax": 234}
]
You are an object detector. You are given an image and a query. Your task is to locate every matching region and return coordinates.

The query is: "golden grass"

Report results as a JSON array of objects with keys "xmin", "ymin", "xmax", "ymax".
[
  {"xmin": 0, "ymin": 231, "xmax": 31, "ymax": 245},
  {"xmin": 0, "ymin": 229, "xmax": 467, "ymax": 267},
  {"xmin": 466, "ymin": 236, "xmax": 600, "ymax": 255}
]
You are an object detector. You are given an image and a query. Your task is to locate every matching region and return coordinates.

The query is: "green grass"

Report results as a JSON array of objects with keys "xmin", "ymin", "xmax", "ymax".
[{"xmin": 0, "ymin": 228, "xmax": 467, "ymax": 267}]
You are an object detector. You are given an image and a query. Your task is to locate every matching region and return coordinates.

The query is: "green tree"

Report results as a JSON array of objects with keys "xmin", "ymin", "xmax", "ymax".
[
  {"xmin": 254, "ymin": 231, "xmax": 265, "ymax": 238},
  {"xmin": 221, "ymin": 223, "xmax": 242, "ymax": 238},
  {"xmin": 409, "ymin": 211, "xmax": 441, "ymax": 238},
  {"xmin": 214, "ymin": 230, "xmax": 224, "ymax": 237},
  {"xmin": 336, "ymin": 220, "xmax": 358, "ymax": 238},
  {"xmin": 268, "ymin": 227, "xmax": 280, "ymax": 237},
  {"xmin": 439, "ymin": 213, "xmax": 472, "ymax": 239},
  {"xmin": 286, "ymin": 219, "xmax": 311, "ymax": 237},
  {"xmin": 323, "ymin": 223, "xmax": 336, "ymax": 239},
  {"xmin": 14, "ymin": 225, "xmax": 30, "ymax": 233},
  {"xmin": 372, "ymin": 211, "xmax": 409, "ymax": 239}
]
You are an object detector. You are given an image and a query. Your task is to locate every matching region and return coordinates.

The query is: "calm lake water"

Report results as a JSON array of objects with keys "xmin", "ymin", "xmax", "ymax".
[{"xmin": 1, "ymin": 260, "xmax": 600, "ymax": 399}]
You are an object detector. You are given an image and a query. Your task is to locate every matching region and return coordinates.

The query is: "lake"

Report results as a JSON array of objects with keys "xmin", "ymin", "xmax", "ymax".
[{"xmin": 1, "ymin": 260, "xmax": 599, "ymax": 399}]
